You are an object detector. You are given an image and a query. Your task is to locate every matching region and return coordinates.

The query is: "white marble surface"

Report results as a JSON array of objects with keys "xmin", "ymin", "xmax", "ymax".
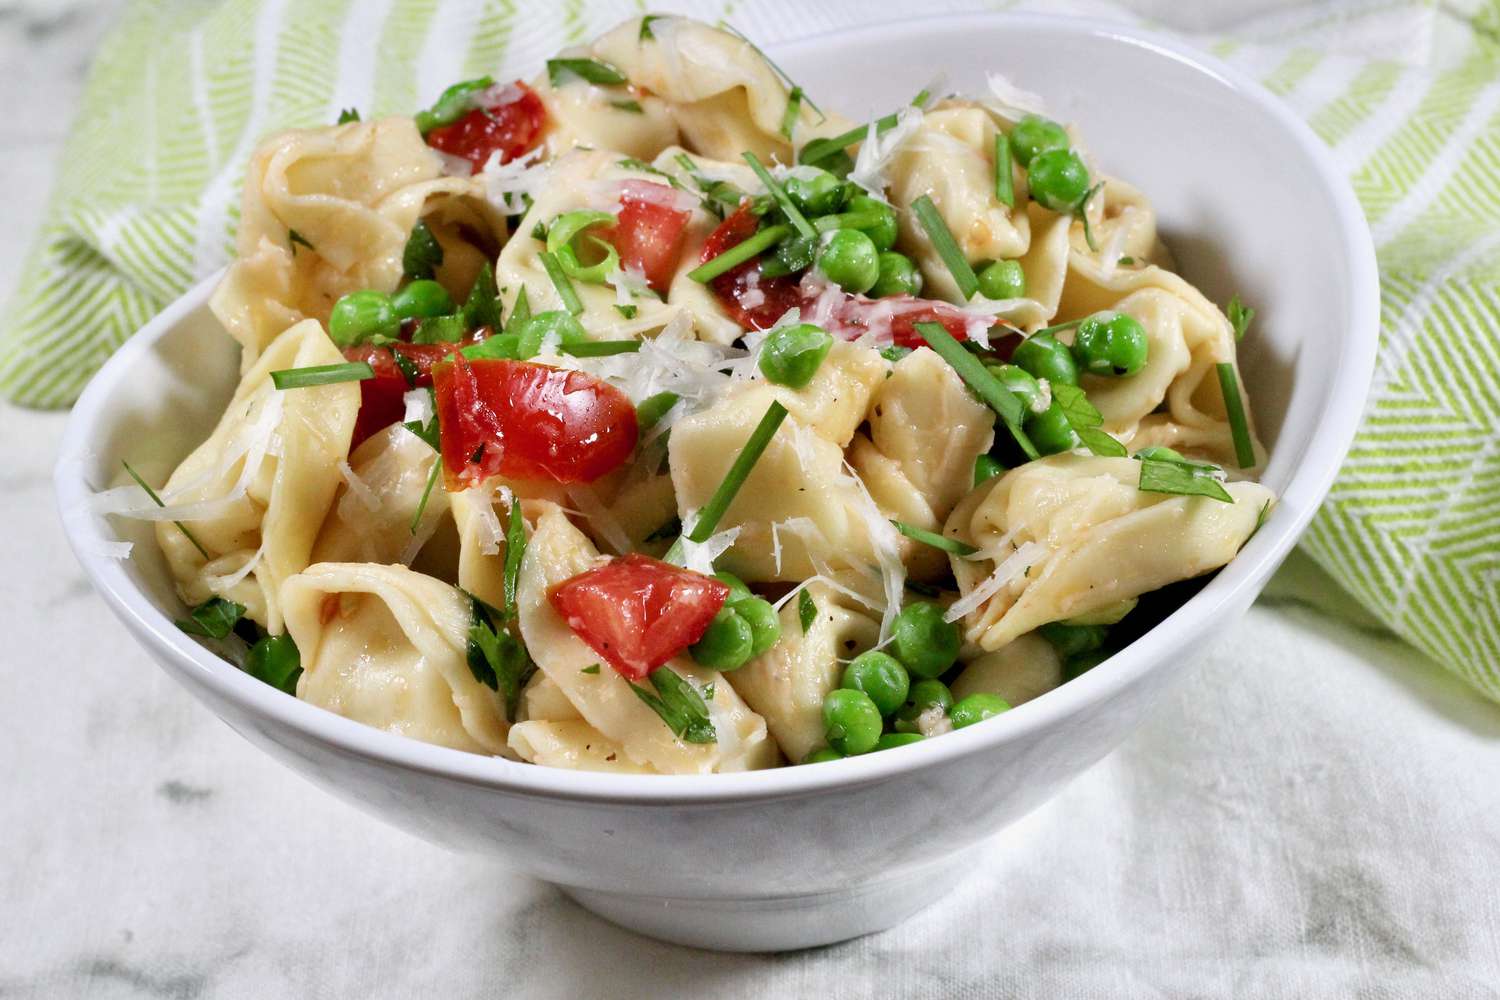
[{"xmin": 4, "ymin": 2, "xmax": 1500, "ymax": 997}]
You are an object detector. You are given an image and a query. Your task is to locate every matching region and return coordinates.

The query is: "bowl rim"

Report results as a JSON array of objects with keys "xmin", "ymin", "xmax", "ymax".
[{"xmin": 53, "ymin": 10, "xmax": 1379, "ymax": 805}]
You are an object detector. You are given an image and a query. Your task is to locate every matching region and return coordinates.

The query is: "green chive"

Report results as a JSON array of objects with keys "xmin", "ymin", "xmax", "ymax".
[
  {"xmin": 813, "ymin": 209, "xmax": 886, "ymax": 233},
  {"xmin": 664, "ymin": 401, "xmax": 789, "ymax": 565},
  {"xmin": 1078, "ymin": 183, "xmax": 1104, "ymax": 253},
  {"xmin": 610, "ymin": 99, "xmax": 644, "ymax": 114},
  {"xmin": 892, "ymin": 520, "xmax": 977, "ymax": 555},
  {"xmin": 122, "ymin": 460, "xmax": 211, "ymax": 560},
  {"xmin": 742, "ymin": 151, "xmax": 816, "ymax": 240},
  {"xmin": 269, "ymin": 362, "xmax": 374, "ymax": 390},
  {"xmin": 560, "ymin": 340, "xmax": 641, "ymax": 357},
  {"xmin": 511, "ymin": 285, "xmax": 531, "ymax": 325},
  {"xmin": 1217, "ymin": 363, "xmax": 1256, "ymax": 469},
  {"xmin": 994, "ymin": 133, "xmax": 1014, "ymax": 208},
  {"xmin": 546, "ymin": 57, "xmax": 627, "ymax": 87},
  {"xmin": 911, "ymin": 195, "xmax": 978, "ymax": 300},
  {"xmin": 914, "ymin": 321, "xmax": 1038, "ymax": 460},
  {"xmin": 538, "ymin": 250, "xmax": 583, "ymax": 315},
  {"xmin": 1033, "ymin": 317, "xmax": 1083, "ymax": 338},
  {"xmin": 687, "ymin": 223, "xmax": 791, "ymax": 283},
  {"xmin": 503, "ymin": 497, "xmax": 526, "ymax": 614},
  {"xmin": 409, "ymin": 457, "xmax": 441, "ymax": 535},
  {"xmin": 780, "ymin": 86, "xmax": 803, "ymax": 140},
  {"xmin": 637, "ymin": 391, "xmax": 680, "ymax": 432}
]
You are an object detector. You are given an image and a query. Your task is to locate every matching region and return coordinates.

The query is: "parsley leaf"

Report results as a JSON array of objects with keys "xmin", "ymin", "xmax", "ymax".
[
  {"xmin": 1138, "ymin": 456, "xmax": 1234, "ymax": 503},
  {"xmin": 465, "ymin": 590, "xmax": 534, "ymax": 721},
  {"xmin": 581, "ymin": 663, "xmax": 601, "ymax": 675},
  {"xmin": 175, "ymin": 597, "xmax": 246, "ymax": 639},
  {"xmin": 798, "ymin": 589, "xmax": 817, "ymax": 634},
  {"xmin": 615, "ymin": 303, "xmax": 638, "ymax": 319},
  {"xmin": 640, "ymin": 14, "xmax": 664, "ymax": 39},
  {"xmin": 629, "ymin": 669, "xmax": 716, "ymax": 744},
  {"xmin": 461, "ymin": 261, "xmax": 502, "ymax": 330},
  {"xmin": 402, "ymin": 219, "xmax": 444, "ymax": 280},
  {"xmin": 336, "ymin": 107, "xmax": 360, "ymax": 124},
  {"xmin": 1049, "ymin": 383, "xmax": 1128, "ymax": 457},
  {"xmin": 411, "ymin": 314, "xmax": 467, "ymax": 345},
  {"xmin": 246, "ymin": 634, "xmax": 302, "ymax": 694},
  {"xmin": 547, "ymin": 58, "xmax": 627, "ymax": 88}
]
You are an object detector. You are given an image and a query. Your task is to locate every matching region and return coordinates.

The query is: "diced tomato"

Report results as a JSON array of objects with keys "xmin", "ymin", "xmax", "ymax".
[
  {"xmin": 605, "ymin": 181, "xmax": 693, "ymax": 294},
  {"xmin": 342, "ymin": 342, "xmax": 461, "ymax": 448},
  {"xmin": 425, "ymin": 81, "xmax": 546, "ymax": 173},
  {"xmin": 549, "ymin": 554, "xmax": 730, "ymax": 680},
  {"xmin": 820, "ymin": 294, "xmax": 1023, "ymax": 352},
  {"xmin": 700, "ymin": 201, "xmax": 803, "ymax": 330},
  {"xmin": 432, "ymin": 356, "xmax": 637, "ymax": 488}
]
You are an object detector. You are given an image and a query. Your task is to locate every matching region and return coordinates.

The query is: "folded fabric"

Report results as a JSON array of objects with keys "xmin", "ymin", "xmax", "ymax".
[{"xmin": 5, "ymin": 0, "xmax": 1497, "ymax": 698}]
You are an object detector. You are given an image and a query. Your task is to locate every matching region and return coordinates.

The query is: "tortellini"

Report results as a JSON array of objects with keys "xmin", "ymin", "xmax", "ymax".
[
  {"xmin": 156, "ymin": 319, "xmax": 358, "ymax": 633},
  {"xmin": 312, "ymin": 424, "xmax": 451, "ymax": 568},
  {"xmin": 944, "ymin": 455, "xmax": 1274, "ymax": 650},
  {"xmin": 515, "ymin": 503, "xmax": 778, "ymax": 772},
  {"xmin": 281, "ymin": 562, "xmax": 511, "ymax": 755},
  {"xmin": 210, "ymin": 117, "xmax": 506, "ymax": 367},
  {"xmin": 951, "ymin": 632, "xmax": 1063, "ymax": 707},
  {"xmin": 532, "ymin": 66, "xmax": 677, "ymax": 160}
]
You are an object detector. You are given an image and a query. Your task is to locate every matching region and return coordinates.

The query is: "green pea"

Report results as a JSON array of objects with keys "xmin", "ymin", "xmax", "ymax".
[
  {"xmin": 987, "ymin": 363, "xmax": 1048, "ymax": 415},
  {"xmin": 869, "ymin": 251, "xmax": 923, "ymax": 298},
  {"xmin": 761, "ymin": 233, "xmax": 816, "ymax": 278},
  {"xmin": 1023, "ymin": 402, "xmax": 1078, "ymax": 456},
  {"xmin": 846, "ymin": 194, "xmax": 898, "ymax": 251},
  {"xmin": 392, "ymin": 279, "xmax": 455, "ymax": 320},
  {"xmin": 1135, "ymin": 446, "xmax": 1186, "ymax": 463},
  {"xmin": 690, "ymin": 608, "xmax": 754, "ymax": 671},
  {"xmin": 875, "ymin": 732, "xmax": 924, "ymax": 751},
  {"xmin": 1064, "ymin": 649, "xmax": 1111, "ymax": 682},
  {"xmin": 328, "ymin": 289, "xmax": 399, "ymax": 347},
  {"xmin": 802, "ymin": 747, "xmax": 844, "ymax": 764},
  {"xmin": 759, "ymin": 322, "xmax": 833, "ymax": 389},
  {"xmin": 736, "ymin": 596, "xmax": 781, "ymax": 657},
  {"xmin": 822, "ymin": 688, "xmax": 883, "ymax": 756},
  {"xmin": 1072, "ymin": 311, "xmax": 1149, "ymax": 376},
  {"xmin": 1011, "ymin": 333, "xmax": 1079, "ymax": 386},
  {"xmin": 816, "ymin": 228, "xmax": 880, "ymax": 294},
  {"xmin": 785, "ymin": 168, "xmax": 847, "ymax": 216},
  {"xmin": 1028, "ymin": 148, "xmax": 1091, "ymax": 212},
  {"xmin": 841, "ymin": 651, "xmax": 911, "ymax": 717},
  {"xmin": 891, "ymin": 602, "xmax": 960, "ymax": 680},
  {"xmin": 1009, "ymin": 114, "xmax": 1070, "ymax": 167},
  {"xmin": 894, "ymin": 678, "xmax": 954, "ymax": 731},
  {"xmin": 713, "ymin": 571, "xmax": 754, "ymax": 606},
  {"xmin": 1038, "ymin": 621, "xmax": 1107, "ymax": 659},
  {"xmin": 950, "ymin": 692, "xmax": 1010, "ymax": 729},
  {"xmin": 973, "ymin": 454, "xmax": 1004, "ymax": 485},
  {"xmin": 976, "ymin": 259, "xmax": 1027, "ymax": 300}
]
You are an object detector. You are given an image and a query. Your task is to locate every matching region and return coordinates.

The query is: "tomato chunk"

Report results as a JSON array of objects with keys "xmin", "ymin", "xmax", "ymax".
[
  {"xmin": 425, "ymin": 81, "xmax": 546, "ymax": 173},
  {"xmin": 700, "ymin": 202, "xmax": 804, "ymax": 330},
  {"xmin": 550, "ymin": 554, "xmax": 730, "ymax": 680},
  {"xmin": 433, "ymin": 356, "xmax": 637, "ymax": 488},
  {"xmin": 606, "ymin": 181, "xmax": 693, "ymax": 294},
  {"xmin": 342, "ymin": 342, "xmax": 461, "ymax": 448}
]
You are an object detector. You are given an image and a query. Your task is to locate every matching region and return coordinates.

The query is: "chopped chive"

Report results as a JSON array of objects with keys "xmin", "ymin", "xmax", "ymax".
[
  {"xmin": 610, "ymin": 99, "xmax": 644, "ymax": 113},
  {"xmin": 892, "ymin": 520, "xmax": 977, "ymax": 555},
  {"xmin": 1228, "ymin": 295, "xmax": 1254, "ymax": 341},
  {"xmin": 560, "ymin": 339, "xmax": 641, "ymax": 357},
  {"xmin": 911, "ymin": 195, "xmax": 978, "ymax": 300},
  {"xmin": 409, "ymin": 456, "xmax": 441, "ymax": 534},
  {"xmin": 665, "ymin": 401, "xmax": 789, "ymax": 565},
  {"xmin": 1033, "ymin": 317, "xmax": 1083, "ymax": 338},
  {"xmin": 798, "ymin": 589, "xmax": 817, "ymax": 634},
  {"xmin": 813, "ymin": 208, "xmax": 886, "ymax": 233},
  {"xmin": 122, "ymin": 460, "xmax": 211, "ymax": 560},
  {"xmin": 994, "ymin": 133, "xmax": 1014, "ymax": 208},
  {"xmin": 269, "ymin": 361, "xmax": 374, "ymax": 390},
  {"xmin": 538, "ymin": 250, "xmax": 584, "ymax": 315},
  {"xmin": 780, "ymin": 86, "xmax": 803, "ymax": 140},
  {"xmin": 716, "ymin": 20, "xmax": 824, "ymax": 122},
  {"xmin": 637, "ymin": 391, "xmax": 680, "ymax": 432},
  {"xmin": 742, "ymin": 151, "xmax": 816, "ymax": 240},
  {"xmin": 1078, "ymin": 182, "xmax": 1104, "ymax": 252},
  {"xmin": 640, "ymin": 14, "xmax": 663, "ymax": 38},
  {"xmin": 546, "ymin": 57, "xmax": 627, "ymax": 87},
  {"xmin": 914, "ymin": 321, "xmax": 1038, "ymax": 460},
  {"xmin": 687, "ymin": 223, "xmax": 791, "ymax": 283},
  {"xmin": 1216, "ymin": 363, "xmax": 1256, "ymax": 469}
]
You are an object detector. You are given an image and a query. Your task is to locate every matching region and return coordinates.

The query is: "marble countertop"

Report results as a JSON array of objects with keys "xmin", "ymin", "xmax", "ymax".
[{"xmin": 3, "ymin": 3, "xmax": 1499, "ymax": 997}]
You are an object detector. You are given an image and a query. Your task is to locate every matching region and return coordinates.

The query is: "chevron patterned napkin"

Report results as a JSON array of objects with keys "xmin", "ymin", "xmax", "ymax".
[{"xmin": 7, "ymin": 0, "xmax": 1498, "ymax": 699}]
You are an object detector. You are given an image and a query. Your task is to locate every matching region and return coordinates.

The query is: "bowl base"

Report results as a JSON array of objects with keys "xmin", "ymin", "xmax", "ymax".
[{"xmin": 558, "ymin": 848, "xmax": 972, "ymax": 952}]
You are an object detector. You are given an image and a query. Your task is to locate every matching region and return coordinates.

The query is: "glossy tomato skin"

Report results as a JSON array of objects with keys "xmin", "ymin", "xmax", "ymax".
[
  {"xmin": 608, "ymin": 181, "xmax": 693, "ymax": 294},
  {"xmin": 425, "ymin": 81, "xmax": 546, "ymax": 173},
  {"xmin": 702, "ymin": 202, "xmax": 804, "ymax": 330},
  {"xmin": 342, "ymin": 342, "xmax": 461, "ymax": 448},
  {"xmin": 433, "ymin": 356, "xmax": 638, "ymax": 488},
  {"xmin": 550, "ymin": 554, "xmax": 730, "ymax": 680}
]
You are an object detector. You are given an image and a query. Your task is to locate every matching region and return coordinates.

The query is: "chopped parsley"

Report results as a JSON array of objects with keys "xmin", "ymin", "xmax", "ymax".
[
  {"xmin": 246, "ymin": 634, "xmax": 302, "ymax": 694},
  {"xmin": 336, "ymin": 107, "xmax": 360, "ymax": 124},
  {"xmin": 1137, "ymin": 455, "xmax": 1234, "ymax": 503},
  {"xmin": 546, "ymin": 57, "xmax": 627, "ymax": 88},
  {"xmin": 1228, "ymin": 295, "xmax": 1254, "ymax": 341},
  {"xmin": 629, "ymin": 669, "xmax": 716, "ymax": 744},
  {"xmin": 1049, "ymin": 383, "xmax": 1128, "ymax": 457},
  {"xmin": 798, "ymin": 589, "xmax": 817, "ymax": 634},
  {"xmin": 402, "ymin": 219, "xmax": 444, "ymax": 280},
  {"xmin": 891, "ymin": 520, "xmax": 977, "ymax": 555},
  {"xmin": 175, "ymin": 597, "xmax": 246, "ymax": 639}
]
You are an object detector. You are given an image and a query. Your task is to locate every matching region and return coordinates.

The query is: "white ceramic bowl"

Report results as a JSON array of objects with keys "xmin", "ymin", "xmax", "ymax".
[{"xmin": 54, "ymin": 13, "xmax": 1377, "ymax": 952}]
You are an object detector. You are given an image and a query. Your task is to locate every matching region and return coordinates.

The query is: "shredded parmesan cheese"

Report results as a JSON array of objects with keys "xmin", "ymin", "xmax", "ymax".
[
  {"xmin": 946, "ymin": 540, "xmax": 1049, "ymax": 623},
  {"xmin": 676, "ymin": 524, "xmax": 742, "ymax": 577},
  {"xmin": 849, "ymin": 105, "xmax": 925, "ymax": 198}
]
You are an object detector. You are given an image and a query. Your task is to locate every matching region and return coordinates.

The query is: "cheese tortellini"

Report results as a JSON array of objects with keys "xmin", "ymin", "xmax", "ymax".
[{"xmin": 110, "ymin": 14, "xmax": 1277, "ymax": 774}]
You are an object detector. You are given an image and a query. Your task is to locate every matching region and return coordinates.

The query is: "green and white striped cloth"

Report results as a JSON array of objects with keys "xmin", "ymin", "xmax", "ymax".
[{"xmin": 8, "ymin": 0, "xmax": 1499, "ymax": 698}]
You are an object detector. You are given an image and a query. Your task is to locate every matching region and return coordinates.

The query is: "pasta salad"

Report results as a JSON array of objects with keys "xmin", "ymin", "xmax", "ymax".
[{"xmin": 98, "ymin": 15, "xmax": 1274, "ymax": 774}]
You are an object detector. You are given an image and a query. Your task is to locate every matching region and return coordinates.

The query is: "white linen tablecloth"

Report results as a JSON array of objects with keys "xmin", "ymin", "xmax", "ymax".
[{"xmin": 2, "ymin": 1, "xmax": 1497, "ymax": 996}]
